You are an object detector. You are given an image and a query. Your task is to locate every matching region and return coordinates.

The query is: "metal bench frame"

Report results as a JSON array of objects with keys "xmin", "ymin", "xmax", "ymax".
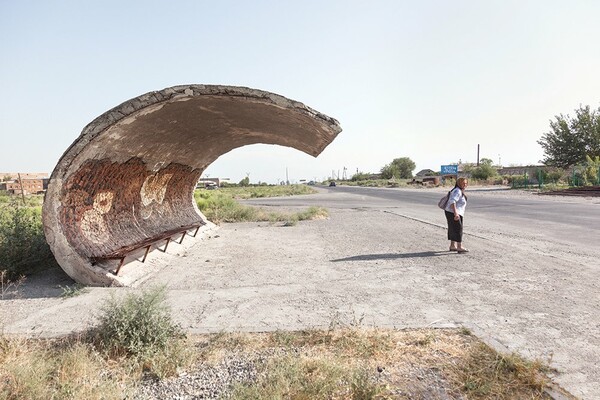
[{"xmin": 91, "ymin": 224, "xmax": 202, "ymax": 275}]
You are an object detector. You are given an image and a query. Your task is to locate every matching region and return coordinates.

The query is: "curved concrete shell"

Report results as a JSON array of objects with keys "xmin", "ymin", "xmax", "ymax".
[{"xmin": 42, "ymin": 85, "xmax": 342, "ymax": 286}]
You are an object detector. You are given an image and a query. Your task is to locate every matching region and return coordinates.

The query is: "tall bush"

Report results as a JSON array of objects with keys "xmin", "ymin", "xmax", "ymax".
[
  {"xmin": 471, "ymin": 158, "xmax": 498, "ymax": 180},
  {"xmin": 0, "ymin": 199, "xmax": 57, "ymax": 279}
]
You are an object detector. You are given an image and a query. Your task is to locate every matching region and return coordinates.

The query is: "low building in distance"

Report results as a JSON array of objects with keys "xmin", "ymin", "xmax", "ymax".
[{"xmin": 0, "ymin": 172, "xmax": 49, "ymax": 195}]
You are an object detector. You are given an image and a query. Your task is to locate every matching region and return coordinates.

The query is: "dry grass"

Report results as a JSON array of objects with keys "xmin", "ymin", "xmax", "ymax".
[
  {"xmin": 0, "ymin": 333, "xmax": 200, "ymax": 400},
  {"xmin": 0, "ymin": 336, "xmax": 130, "ymax": 400},
  {"xmin": 456, "ymin": 342, "xmax": 552, "ymax": 398},
  {"xmin": 0, "ymin": 327, "xmax": 561, "ymax": 399},
  {"xmin": 0, "ymin": 271, "xmax": 26, "ymax": 300},
  {"xmin": 194, "ymin": 328, "xmax": 557, "ymax": 399}
]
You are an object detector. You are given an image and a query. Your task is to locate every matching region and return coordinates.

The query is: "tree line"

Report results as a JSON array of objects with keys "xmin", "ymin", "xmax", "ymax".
[{"xmin": 353, "ymin": 104, "xmax": 600, "ymax": 184}]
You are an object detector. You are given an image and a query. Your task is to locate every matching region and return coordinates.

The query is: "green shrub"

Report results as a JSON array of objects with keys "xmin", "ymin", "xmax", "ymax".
[
  {"xmin": 351, "ymin": 172, "xmax": 371, "ymax": 181},
  {"xmin": 471, "ymin": 164, "xmax": 498, "ymax": 180},
  {"xmin": 583, "ymin": 155, "xmax": 600, "ymax": 185},
  {"xmin": 195, "ymin": 190, "xmax": 259, "ymax": 223},
  {"xmin": 546, "ymin": 170, "xmax": 564, "ymax": 183},
  {"xmin": 0, "ymin": 199, "xmax": 57, "ymax": 279},
  {"xmin": 194, "ymin": 186, "xmax": 325, "ymax": 224},
  {"xmin": 296, "ymin": 206, "xmax": 328, "ymax": 221},
  {"xmin": 94, "ymin": 286, "xmax": 182, "ymax": 358}
]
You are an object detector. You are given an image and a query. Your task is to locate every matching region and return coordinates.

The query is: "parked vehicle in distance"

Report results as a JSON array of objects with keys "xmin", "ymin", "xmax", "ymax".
[{"xmin": 329, "ymin": 181, "xmax": 336, "ymax": 187}]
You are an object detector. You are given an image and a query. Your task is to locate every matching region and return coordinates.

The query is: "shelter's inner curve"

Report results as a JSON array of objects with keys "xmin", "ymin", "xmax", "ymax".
[{"xmin": 42, "ymin": 85, "xmax": 342, "ymax": 286}]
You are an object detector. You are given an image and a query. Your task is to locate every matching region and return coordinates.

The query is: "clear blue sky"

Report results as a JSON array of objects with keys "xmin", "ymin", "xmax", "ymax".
[{"xmin": 2, "ymin": 0, "xmax": 599, "ymax": 183}]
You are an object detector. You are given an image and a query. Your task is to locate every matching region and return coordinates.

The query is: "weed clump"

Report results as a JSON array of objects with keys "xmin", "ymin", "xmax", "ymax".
[
  {"xmin": 91, "ymin": 286, "xmax": 194, "ymax": 379},
  {"xmin": 94, "ymin": 286, "xmax": 182, "ymax": 358}
]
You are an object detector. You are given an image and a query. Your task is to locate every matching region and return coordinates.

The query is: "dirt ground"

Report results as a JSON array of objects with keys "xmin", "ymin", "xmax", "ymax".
[{"xmin": 1, "ymin": 187, "xmax": 598, "ymax": 399}]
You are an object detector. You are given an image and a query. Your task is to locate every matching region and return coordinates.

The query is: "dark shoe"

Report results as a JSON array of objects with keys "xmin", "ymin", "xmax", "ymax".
[{"xmin": 457, "ymin": 248, "xmax": 469, "ymax": 254}]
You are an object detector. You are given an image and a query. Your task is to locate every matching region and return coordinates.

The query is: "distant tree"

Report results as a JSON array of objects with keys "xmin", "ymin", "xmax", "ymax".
[
  {"xmin": 238, "ymin": 176, "xmax": 250, "ymax": 186},
  {"xmin": 471, "ymin": 158, "xmax": 498, "ymax": 180},
  {"xmin": 380, "ymin": 157, "xmax": 416, "ymax": 179},
  {"xmin": 538, "ymin": 105, "xmax": 600, "ymax": 168}
]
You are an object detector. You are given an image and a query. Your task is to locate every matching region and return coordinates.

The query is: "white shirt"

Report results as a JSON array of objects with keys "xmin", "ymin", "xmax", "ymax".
[{"xmin": 444, "ymin": 187, "xmax": 467, "ymax": 216}]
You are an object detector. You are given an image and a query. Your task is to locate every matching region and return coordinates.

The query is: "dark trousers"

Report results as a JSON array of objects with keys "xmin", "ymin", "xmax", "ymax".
[{"xmin": 445, "ymin": 211, "xmax": 463, "ymax": 242}]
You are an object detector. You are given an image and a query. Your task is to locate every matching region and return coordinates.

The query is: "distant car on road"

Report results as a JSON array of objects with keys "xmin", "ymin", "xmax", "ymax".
[{"xmin": 329, "ymin": 181, "xmax": 336, "ymax": 187}]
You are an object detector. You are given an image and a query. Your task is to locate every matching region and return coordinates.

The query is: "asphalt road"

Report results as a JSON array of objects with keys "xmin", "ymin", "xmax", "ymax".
[{"xmin": 246, "ymin": 185, "xmax": 600, "ymax": 250}]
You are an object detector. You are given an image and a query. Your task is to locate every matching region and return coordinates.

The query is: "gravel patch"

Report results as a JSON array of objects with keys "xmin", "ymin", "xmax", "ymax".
[{"xmin": 133, "ymin": 350, "xmax": 265, "ymax": 400}]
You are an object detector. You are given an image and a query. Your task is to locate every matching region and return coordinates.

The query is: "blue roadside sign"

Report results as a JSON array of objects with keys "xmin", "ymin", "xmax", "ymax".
[{"xmin": 441, "ymin": 165, "xmax": 458, "ymax": 174}]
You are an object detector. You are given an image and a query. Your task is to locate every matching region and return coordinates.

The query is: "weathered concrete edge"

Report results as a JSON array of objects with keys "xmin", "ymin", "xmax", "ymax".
[{"xmin": 50, "ymin": 84, "xmax": 342, "ymax": 181}]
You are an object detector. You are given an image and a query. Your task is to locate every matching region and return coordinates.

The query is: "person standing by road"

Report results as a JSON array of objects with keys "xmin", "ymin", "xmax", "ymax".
[{"xmin": 445, "ymin": 177, "xmax": 469, "ymax": 253}]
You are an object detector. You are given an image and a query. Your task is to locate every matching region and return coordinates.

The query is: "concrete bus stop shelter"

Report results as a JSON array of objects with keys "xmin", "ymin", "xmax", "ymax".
[{"xmin": 42, "ymin": 85, "xmax": 341, "ymax": 286}]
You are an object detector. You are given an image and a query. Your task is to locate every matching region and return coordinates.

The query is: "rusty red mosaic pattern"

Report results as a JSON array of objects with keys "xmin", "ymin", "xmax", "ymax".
[{"xmin": 59, "ymin": 158, "xmax": 202, "ymax": 258}]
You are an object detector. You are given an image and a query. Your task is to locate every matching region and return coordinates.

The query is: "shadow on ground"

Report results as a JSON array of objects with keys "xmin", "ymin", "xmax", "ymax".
[
  {"xmin": 331, "ymin": 251, "xmax": 454, "ymax": 262},
  {"xmin": 1, "ymin": 267, "xmax": 76, "ymax": 300}
]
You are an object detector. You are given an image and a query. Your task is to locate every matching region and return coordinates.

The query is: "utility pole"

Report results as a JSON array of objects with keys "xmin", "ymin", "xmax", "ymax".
[
  {"xmin": 477, "ymin": 144, "xmax": 480, "ymax": 166},
  {"xmin": 17, "ymin": 173, "xmax": 25, "ymax": 205}
]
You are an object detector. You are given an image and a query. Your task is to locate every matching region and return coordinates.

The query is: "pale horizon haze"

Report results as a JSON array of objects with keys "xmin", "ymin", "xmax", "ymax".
[{"xmin": 1, "ymin": 1, "xmax": 599, "ymax": 183}]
